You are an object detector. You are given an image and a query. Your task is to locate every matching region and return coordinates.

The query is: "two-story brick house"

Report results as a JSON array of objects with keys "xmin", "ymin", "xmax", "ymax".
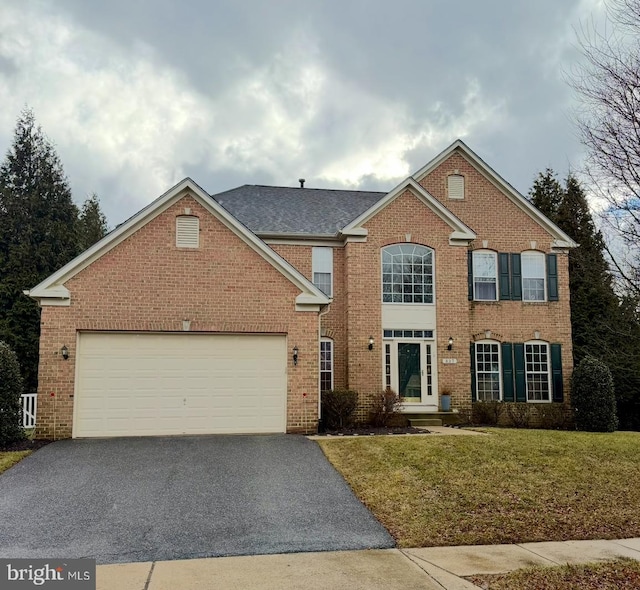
[{"xmin": 28, "ymin": 140, "xmax": 576, "ymax": 438}]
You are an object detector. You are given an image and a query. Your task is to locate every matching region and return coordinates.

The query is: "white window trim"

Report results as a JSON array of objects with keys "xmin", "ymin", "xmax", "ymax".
[
  {"xmin": 381, "ymin": 244, "xmax": 435, "ymax": 305},
  {"xmin": 524, "ymin": 340, "xmax": 552, "ymax": 403},
  {"xmin": 472, "ymin": 250, "xmax": 498, "ymax": 302},
  {"xmin": 521, "ymin": 251, "xmax": 547, "ymax": 302},
  {"xmin": 312, "ymin": 247, "xmax": 333, "ymax": 298},
  {"xmin": 320, "ymin": 338, "xmax": 334, "ymax": 392},
  {"xmin": 475, "ymin": 340, "xmax": 502, "ymax": 402}
]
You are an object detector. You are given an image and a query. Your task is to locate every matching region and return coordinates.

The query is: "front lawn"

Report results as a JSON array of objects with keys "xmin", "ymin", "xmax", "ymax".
[
  {"xmin": 467, "ymin": 559, "xmax": 640, "ymax": 589},
  {"xmin": 0, "ymin": 451, "xmax": 30, "ymax": 474},
  {"xmin": 317, "ymin": 429, "xmax": 640, "ymax": 547}
]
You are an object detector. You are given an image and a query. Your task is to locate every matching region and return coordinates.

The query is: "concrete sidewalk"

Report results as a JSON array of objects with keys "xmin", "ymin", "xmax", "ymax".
[{"xmin": 96, "ymin": 538, "xmax": 640, "ymax": 590}]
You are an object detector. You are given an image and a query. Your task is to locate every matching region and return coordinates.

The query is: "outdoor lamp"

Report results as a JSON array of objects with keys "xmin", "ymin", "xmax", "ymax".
[
  {"xmin": 293, "ymin": 345, "xmax": 299, "ymax": 366},
  {"xmin": 368, "ymin": 336, "xmax": 374, "ymax": 351},
  {"xmin": 447, "ymin": 337, "xmax": 454, "ymax": 351},
  {"xmin": 61, "ymin": 345, "xmax": 69, "ymax": 360}
]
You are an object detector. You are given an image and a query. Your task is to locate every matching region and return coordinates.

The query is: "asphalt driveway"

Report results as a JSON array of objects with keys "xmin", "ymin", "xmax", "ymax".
[{"xmin": 0, "ymin": 435, "xmax": 394, "ymax": 564}]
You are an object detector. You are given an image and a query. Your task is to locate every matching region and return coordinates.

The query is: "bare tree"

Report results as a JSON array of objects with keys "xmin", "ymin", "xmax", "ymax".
[{"xmin": 571, "ymin": 0, "xmax": 640, "ymax": 294}]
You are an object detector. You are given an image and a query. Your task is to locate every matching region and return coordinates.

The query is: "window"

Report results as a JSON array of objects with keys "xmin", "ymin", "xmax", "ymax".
[
  {"xmin": 320, "ymin": 339, "xmax": 333, "ymax": 392},
  {"xmin": 382, "ymin": 244, "xmax": 434, "ymax": 303},
  {"xmin": 312, "ymin": 247, "xmax": 333, "ymax": 297},
  {"xmin": 176, "ymin": 216, "xmax": 199, "ymax": 248},
  {"xmin": 522, "ymin": 252, "xmax": 546, "ymax": 301},
  {"xmin": 525, "ymin": 342, "xmax": 551, "ymax": 402},
  {"xmin": 472, "ymin": 251, "xmax": 498, "ymax": 301},
  {"xmin": 475, "ymin": 341, "xmax": 501, "ymax": 401},
  {"xmin": 447, "ymin": 174, "xmax": 465, "ymax": 199}
]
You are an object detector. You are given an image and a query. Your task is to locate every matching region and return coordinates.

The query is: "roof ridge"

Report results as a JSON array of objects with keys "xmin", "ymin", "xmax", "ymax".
[{"xmin": 214, "ymin": 184, "xmax": 387, "ymax": 195}]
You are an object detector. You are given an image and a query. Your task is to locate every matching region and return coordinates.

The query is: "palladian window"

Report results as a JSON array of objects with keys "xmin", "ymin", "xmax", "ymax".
[{"xmin": 382, "ymin": 244, "xmax": 434, "ymax": 304}]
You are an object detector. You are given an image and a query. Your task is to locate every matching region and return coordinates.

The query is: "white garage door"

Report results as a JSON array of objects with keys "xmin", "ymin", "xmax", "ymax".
[{"xmin": 74, "ymin": 332, "xmax": 287, "ymax": 438}]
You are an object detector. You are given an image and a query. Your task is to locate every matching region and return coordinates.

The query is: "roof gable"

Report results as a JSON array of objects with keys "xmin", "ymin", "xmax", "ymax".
[
  {"xmin": 27, "ymin": 178, "xmax": 330, "ymax": 308},
  {"xmin": 413, "ymin": 140, "xmax": 578, "ymax": 249},
  {"xmin": 341, "ymin": 177, "xmax": 476, "ymax": 245}
]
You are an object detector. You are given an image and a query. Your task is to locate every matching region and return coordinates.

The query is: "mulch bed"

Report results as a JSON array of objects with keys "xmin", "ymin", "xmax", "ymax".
[
  {"xmin": 1, "ymin": 438, "xmax": 54, "ymax": 452},
  {"xmin": 318, "ymin": 426, "xmax": 429, "ymax": 436}
]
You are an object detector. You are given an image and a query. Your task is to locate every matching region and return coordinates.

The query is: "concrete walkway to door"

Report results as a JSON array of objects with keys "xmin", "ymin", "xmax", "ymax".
[{"xmin": 0, "ymin": 435, "xmax": 394, "ymax": 564}]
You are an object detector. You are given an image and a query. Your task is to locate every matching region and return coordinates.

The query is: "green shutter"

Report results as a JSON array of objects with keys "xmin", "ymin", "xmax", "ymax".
[
  {"xmin": 470, "ymin": 342, "xmax": 477, "ymax": 401},
  {"xmin": 510, "ymin": 253, "xmax": 522, "ymax": 300},
  {"xmin": 499, "ymin": 253, "xmax": 511, "ymax": 300},
  {"xmin": 514, "ymin": 343, "xmax": 526, "ymax": 402},
  {"xmin": 547, "ymin": 253, "xmax": 559, "ymax": 301},
  {"xmin": 550, "ymin": 343, "xmax": 563, "ymax": 402},
  {"xmin": 468, "ymin": 251, "xmax": 473, "ymax": 301},
  {"xmin": 501, "ymin": 343, "xmax": 514, "ymax": 402}
]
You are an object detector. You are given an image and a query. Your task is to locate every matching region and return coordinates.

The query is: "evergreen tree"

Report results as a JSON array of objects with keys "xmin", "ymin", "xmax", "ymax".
[
  {"xmin": 528, "ymin": 168, "xmax": 564, "ymax": 221},
  {"xmin": 78, "ymin": 193, "xmax": 108, "ymax": 251},
  {"xmin": 0, "ymin": 108, "xmax": 80, "ymax": 391},
  {"xmin": 556, "ymin": 175, "xmax": 619, "ymax": 363}
]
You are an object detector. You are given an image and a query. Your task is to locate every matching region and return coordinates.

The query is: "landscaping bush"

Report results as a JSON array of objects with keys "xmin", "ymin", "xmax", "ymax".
[
  {"xmin": 370, "ymin": 389, "xmax": 402, "ymax": 427},
  {"xmin": 505, "ymin": 402, "xmax": 532, "ymax": 428},
  {"xmin": 321, "ymin": 388, "xmax": 358, "ymax": 430},
  {"xmin": 537, "ymin": 403, "xmax": 569, "ymax": 430},
  {"xmin": 572, "ymin": 356, "xmax": 618, "ymax": 432},
  {"xmin": 472, "ymin": 401, "xmax": 503, "ymax": 425},
  {"xmin": 0, "ymin": 341, "xmax": 25, "ymax": 447}
]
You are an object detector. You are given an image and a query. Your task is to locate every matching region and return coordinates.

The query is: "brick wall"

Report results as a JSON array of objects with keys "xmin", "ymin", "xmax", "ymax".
[{"xmin": 36, "ymin": 194, "xmax": 320, "ymax": 438}]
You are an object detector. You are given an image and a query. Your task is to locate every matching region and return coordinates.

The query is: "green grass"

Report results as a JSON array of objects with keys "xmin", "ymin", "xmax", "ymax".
[
  {"xmin": 467, "ymin": 559, "xmax": 640, "ymax": 589},
  {"xmin": 317, "ymin": 429, "xmax": 640, "ymax": 547},
  {"xmin": 0, "ymin": 451, "xmax": 31, "ymax": 474}
]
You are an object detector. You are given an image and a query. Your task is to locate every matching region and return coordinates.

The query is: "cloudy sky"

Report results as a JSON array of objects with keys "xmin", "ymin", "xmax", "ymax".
[{"xmin": 0, "ymin": 0, "xmax": 605, "ymax": 226}]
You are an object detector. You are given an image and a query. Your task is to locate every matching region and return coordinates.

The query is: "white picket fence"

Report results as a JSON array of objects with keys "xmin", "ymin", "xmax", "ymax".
[{"xmin": 20, "ymin": 393, "xmax": 37, "ymax": 429}]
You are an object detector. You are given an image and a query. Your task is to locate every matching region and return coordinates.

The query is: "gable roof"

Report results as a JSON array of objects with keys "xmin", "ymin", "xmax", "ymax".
[
  {"xmin": 341, "ymin": 177, "xmax": 476, "ymax": 245},
  {"xmin": 213, "ymin": 185, "xmax": 384, "ymax": 237},
  {"xmin": 27, "ymin": 178, "xmax": 330, "ymax": 308},
  {"xmin": 413, "ymin": 139, "xmax": 578, "ymax": 249}
]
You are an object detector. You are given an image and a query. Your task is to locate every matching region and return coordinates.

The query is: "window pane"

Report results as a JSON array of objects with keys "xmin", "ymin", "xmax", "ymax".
[
  {"xmin": 320, "ymin": 340, "xmax": 333, "ymax": 392},
  {"xmin": 473, "ymin": 252, "xmax": 497, "ymax": 301},
  {"xmin": 313, "ymin": 272, "xmax": 332, "ymax": 296},
  {"xmin": 381, "ymin": 244, "xmax": 434, "ymax": 304},
  {"xmin": 476, "ymin": 342, "xmax": 501, "ymax": 401},
  {"xmin": 525, "ymin": 343, "xmax": 550, "ymax": 401}
]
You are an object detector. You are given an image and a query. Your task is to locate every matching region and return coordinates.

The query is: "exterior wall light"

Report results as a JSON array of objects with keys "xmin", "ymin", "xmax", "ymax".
[
  {"xmin": 447, "ymin": 337, "xmax": 454, "ymax": 351},
  {"xmin": 293, "ymin": 345, "xmax": 299, "ymax": 366},
  {"xmin": 61, "ymin": 345, "xmax": 69, "ymax": 360},
  {"xmin": 368, "ymin": 336, "xmax": 374, "ymax": 351}
]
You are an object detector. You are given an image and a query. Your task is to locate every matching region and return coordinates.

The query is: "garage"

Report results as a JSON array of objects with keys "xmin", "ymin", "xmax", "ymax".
[{"xmin": 74, "ymin": 332, "xmax": 287, "ymax": 438}]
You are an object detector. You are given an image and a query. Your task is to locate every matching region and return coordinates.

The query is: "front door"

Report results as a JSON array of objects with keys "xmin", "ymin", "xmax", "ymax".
[{"xmin": 385, "ymin": 339, "xmax": 437, "ymax": 410}]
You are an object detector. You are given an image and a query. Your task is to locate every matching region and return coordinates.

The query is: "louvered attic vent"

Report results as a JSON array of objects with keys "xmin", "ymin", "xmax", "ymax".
[
  {"xmin": 176, "ymin": 215, "xmax": 200, "ymax": 248},
  {"xmin": 447, "ymin": 174, "xmax": 465, "ymax": 200}
]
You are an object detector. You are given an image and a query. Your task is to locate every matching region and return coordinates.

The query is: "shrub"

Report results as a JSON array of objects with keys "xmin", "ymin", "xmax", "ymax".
[
  {"xmin": 370, "ymin": 389, "xmax": 402, "ymax": 427},
  {"xmin": 537, "ymin": 403, "xmax": 569, "ymax": 430},
  {"xmin": 505, "ymin": 403, "xmax": 532, "ymax": 428},
  {"xmin": 321, "ymin": 388, "xmax": 358, "ymax": 430},
  {"xmin": 472, "ymin": 401, "xmax": 503, "ymax": 426},
  {"xmin": 0, "ymin": 341, "xmax": 25, "ymax": 447},
  {"xmin": 572, "ymin": 356, "xmax": 618, "ymax": 432}
]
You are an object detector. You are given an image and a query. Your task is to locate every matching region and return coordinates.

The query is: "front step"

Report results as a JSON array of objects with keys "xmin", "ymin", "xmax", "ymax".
[{"xmin": 409, "ymin": 418, "xmax": 443, "ymax": 427}]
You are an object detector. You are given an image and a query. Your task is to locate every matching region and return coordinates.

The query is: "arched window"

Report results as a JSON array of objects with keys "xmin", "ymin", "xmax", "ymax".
[{"xmin": 382, "ymin": 244, "xmax": 434, "ymax": 304}]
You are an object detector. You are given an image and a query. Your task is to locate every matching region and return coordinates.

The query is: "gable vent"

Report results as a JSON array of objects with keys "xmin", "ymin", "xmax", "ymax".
[
  {"xmin": 176, "ymin": 215, "xmax": 200, "ymax": 248},
  {"xmin": 447, "ymin": 174, "xmax": 465, "ymax": 200}
]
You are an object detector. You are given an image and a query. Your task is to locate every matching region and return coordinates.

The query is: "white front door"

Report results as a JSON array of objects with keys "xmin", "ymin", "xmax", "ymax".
[{"xmin": 385, "ymin": 339, "xmax": 438, "ymax": 410}]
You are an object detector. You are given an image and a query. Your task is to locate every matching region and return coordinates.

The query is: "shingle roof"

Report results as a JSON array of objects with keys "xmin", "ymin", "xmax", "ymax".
[{"xmin": 212, "ymin": 185, "xmax": 386, "ymax": 236}]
